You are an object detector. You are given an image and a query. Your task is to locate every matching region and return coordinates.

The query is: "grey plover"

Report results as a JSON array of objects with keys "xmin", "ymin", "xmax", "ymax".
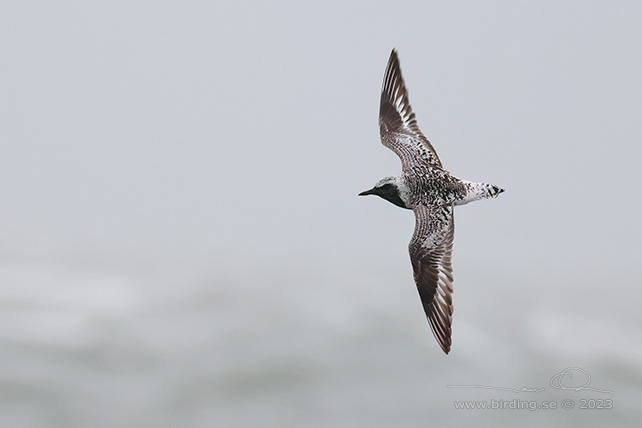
[{"xmin": 359, "ymin": 49, "xmax": 504, "ymax": 354}]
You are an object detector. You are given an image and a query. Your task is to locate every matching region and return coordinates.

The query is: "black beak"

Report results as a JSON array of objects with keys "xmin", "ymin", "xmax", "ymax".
[{"xmin": 358, "ymin": 188, "xmax": 375, "ymax": 196}]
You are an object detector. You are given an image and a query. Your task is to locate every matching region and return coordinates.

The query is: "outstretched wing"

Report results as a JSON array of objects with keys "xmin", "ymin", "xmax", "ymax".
[
  {"xmin": 409, "ymin": 204, "xmax": 455, "ymax": 354},
  {"xmin": 379, "ymin": 49, "xmax": 442, "ymax": 171}
]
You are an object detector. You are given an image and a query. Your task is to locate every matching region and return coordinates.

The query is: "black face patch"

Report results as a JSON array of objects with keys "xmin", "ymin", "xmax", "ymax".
[{"xmin": 374, "ymin": 183, "xmax": 409, "ymax": 209}]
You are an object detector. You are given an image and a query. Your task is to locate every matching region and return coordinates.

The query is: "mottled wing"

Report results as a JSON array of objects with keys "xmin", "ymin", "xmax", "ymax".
[
  {"xmin": 379, "ymin": 49, "xmax": 442, "ymax": 170},
  {"xmin": 409, "ymin": 204, "xmax": 454, "ymax": 354}
]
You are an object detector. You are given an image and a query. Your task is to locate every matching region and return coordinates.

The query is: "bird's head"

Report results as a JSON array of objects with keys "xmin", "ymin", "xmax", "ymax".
[{"xmin": 359, "ymin": 176, "xmax": 411, "ymax": 209}]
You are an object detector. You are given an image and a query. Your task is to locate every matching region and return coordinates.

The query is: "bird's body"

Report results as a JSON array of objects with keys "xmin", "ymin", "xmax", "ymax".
[{"xmin": 360, "ymin": 50, "xmax": 504, "ymax": 354}]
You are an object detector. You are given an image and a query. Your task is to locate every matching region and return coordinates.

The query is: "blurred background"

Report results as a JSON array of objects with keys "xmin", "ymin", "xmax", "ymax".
[{"xmin": 1, "ymin": 1, "xmax": 641, "ymax": 427}]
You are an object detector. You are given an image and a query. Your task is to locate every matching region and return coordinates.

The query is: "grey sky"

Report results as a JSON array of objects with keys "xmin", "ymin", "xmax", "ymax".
[{"xmin": 1, "ymin": 1, "xmax": 641, "ymax": 427}]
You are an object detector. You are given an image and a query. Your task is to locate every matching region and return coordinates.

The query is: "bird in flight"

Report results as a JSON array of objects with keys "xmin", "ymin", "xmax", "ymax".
[{"xmin": 359, "ymin": 49, "xmax": 504, "ymax": 354}]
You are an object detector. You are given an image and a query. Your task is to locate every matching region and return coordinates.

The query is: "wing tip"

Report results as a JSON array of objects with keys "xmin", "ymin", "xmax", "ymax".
[
  {"xmin": 383, "ymin": 48, "xmax": 403, "ymax": 87},
  {"xmin": 380, "ymin": 48, "xmax": 411, "ymax": 133},
  {"xmin": 387, "ymin": 49, "xmax": 400, "ymax": 79}
]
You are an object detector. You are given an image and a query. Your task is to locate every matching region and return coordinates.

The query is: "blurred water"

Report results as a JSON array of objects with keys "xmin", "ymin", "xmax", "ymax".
[{"xmin": 2, "ymin": 255, "xmax": 640, "ymax": 428}]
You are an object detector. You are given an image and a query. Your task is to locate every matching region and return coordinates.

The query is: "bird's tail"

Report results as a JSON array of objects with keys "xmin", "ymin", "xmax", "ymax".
[{"xmin": 455, "ymin": 181, "xmax": 504, "ymax": 206}]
